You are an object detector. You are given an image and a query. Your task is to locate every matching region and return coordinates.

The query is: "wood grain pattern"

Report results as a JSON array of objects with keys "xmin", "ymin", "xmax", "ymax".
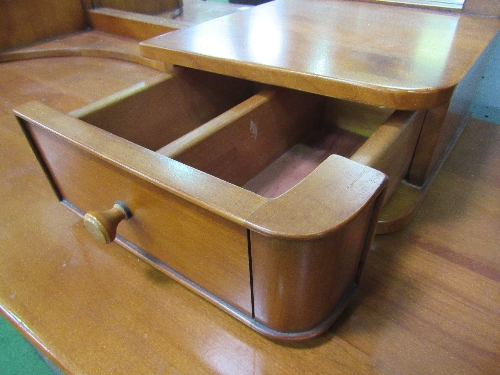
[
  {"xmin": 2, "ymin": 0, "xmax": 499, "ymax": 368},
  {"xmin": 408, "ymin": 103, "xmax": 451, "ymax": 185},
  {"xmin": 140, "ymin": 0, "xmax": 500, "ymax": 109},
  {"xmin": 408, "ymin": 35, "xmax": 495, "ymax": 187},
  {"xmin": 250, "ymin": 202, "xmax": 375, "ymax": 335},
  {"xmin": 0, "ymin": 42, "xmax": 499, "ymax": 374},
  {"xmin": 7, "ymin": 11, "xmax": 388, "ymax": 334},
  {"xmin": 0, "ymin": 57, "xmax": 164, "ymax": 117},
  {"xmin": 160, "ymin": 89, "xmax": 403, "ymax": 202},
  {"xmin": 88, "ymin": 0, "xmax": 252, "ymax": 39}
]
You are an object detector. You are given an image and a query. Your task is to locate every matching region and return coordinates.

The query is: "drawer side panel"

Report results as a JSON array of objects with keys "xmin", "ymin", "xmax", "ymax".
[{"xmin": 250, "ymin": 201, "xmax": 375, "ymax": 334}]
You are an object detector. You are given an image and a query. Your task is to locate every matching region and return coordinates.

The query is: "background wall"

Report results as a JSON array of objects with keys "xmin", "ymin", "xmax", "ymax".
[{"xmin": 471, "ymin": 31, "xmax": 500, "ymax": 124}]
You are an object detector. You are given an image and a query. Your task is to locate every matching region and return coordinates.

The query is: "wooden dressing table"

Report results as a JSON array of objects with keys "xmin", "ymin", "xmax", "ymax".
[{"xmin": 1, "ymin": 0, "xmax": 500, "ymax": 372}]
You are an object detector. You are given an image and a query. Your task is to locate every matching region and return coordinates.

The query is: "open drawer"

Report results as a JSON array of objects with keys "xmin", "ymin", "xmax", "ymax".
[{"xmin": 15, "ymin": 67, "xmax": 424, "ymax": 340}]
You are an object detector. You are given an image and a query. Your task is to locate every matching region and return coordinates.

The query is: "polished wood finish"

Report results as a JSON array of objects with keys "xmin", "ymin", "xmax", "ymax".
[
  {"xmin": 408, "ymin": 36, "xmax": 495, "ymax": 186},
  {"xmin": 2, "ymin": 94, "xmax": 499, "ymax": 372},
  {"xmin": 249, "ymin": 157, "xmax": 386, "ymax": 337},
  {"xmin": 0, "ymin": 0, "xmax": 500, "ymax": 374},
  {"xmin": 87, "ymin": 0, "xmax": 251, "ymax": 40},
  {"xmin": 408, "ymin": 103, "xmax": 450, "ymax": 185},
  {"xmin": 0, "ymin": 0, "xmax": 193, "ymax": 69},
  {"xmin": 0, "ymin": 56, "xmax": 164, "ymax": 116},
  {"xmin": 8, "ymin": 0, "xmax": 498, "ymax": 340},
  {"xmin": 157, "ymin": 81, "xmax": 422, "ymax": 236},
  {"xmin": 3, "ymin": 0, "xmax": 385, "ymax": 338},
  {"xmin": 376, "ymin": 180, "xmax": 424, "ymax": 233},
  {"xmin": 140, "ymin": 0, "xmax": 500, "ymax": 110},
  {"xmin": 1, "ymin": 0, "xmax": 499, "ymax": 361}
]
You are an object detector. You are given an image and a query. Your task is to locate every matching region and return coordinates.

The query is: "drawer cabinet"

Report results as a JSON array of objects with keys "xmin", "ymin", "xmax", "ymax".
[{"xmin": 15, "ymin": 66, "xmax": 427, "ymax": 340}]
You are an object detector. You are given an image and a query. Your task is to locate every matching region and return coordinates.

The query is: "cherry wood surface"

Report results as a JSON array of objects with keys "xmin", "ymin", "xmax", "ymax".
[
  {"xmin": 1, "ymin": 58, "xmax": 499, "ymax": 370},
  {"xmin": 163, "ymin": 86, "xmax": 325, "ymax": 188},
  {"xmin": 350, "ymin": 110, "xmax": 424, "ymax": 203},
  {"xmin": 140, "ymin": 0, "xmax": 500, "ymax": 110}
]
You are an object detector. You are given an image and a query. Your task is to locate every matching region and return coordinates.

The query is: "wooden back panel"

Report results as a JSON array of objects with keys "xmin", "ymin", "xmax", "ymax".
[{"xmin": 0, "ymin": 0, "xmax": 86, "ymax": 52}]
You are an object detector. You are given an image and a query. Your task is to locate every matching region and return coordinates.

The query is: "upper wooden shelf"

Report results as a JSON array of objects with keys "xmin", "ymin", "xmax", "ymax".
[{"xmin": 141, "ymin": 0, "xmax": 500, "ymax": 110}]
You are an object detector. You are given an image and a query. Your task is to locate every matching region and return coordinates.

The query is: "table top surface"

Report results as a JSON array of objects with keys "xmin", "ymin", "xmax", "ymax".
[
  {"xmin": 1, "ymin": 7, "xmax": 500, "ymax": 375},
  {"xmin": 140, "ymin": 0, "xmax": 500, "ymax": 110}
]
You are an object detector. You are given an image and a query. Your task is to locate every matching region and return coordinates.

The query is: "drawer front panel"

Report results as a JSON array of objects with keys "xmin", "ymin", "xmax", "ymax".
[{"xmin": 28, "ymin": 123, "xmax": 253, "ymax": 316}]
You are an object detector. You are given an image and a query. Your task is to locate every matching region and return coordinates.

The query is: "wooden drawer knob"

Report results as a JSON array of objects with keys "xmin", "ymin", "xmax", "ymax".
[{"xmin": 83, "ymin": 201, "xmax": 132, "ymax": 244}]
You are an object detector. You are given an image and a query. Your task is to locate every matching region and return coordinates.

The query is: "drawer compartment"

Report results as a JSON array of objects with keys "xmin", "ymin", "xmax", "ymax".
[
  {"xmin": 161, "ymin": 86, "xmax": 423, "ymax": 203},
  {"xmin": 70, "ymin": 67, "xmax": 257, "ymax": 151},
  {"xmin": 153, "ymin": 85, "xmax": 423, "ymax": 335},
  {"xmin": 15, "ymin": 70, "xmax": 396, "ymax": 339}
]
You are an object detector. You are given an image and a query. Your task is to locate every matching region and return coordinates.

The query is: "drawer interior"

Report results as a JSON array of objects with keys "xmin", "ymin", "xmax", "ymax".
[
  {"xmin": 70, "ymin": 67, "xmax": 257, "ymax": 152},
  {"xmin": 70, "ymin": 67, "xmax": 403, "ymax": 200},
  {"xmin": 157, "ymin": 86, "xmax": 394, "ymax": 198}
]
